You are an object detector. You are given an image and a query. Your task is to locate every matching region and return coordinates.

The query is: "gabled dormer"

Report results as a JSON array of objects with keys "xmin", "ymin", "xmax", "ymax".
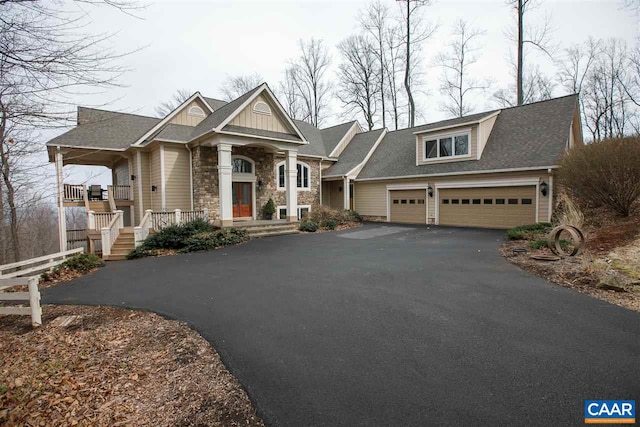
[{"xmin": 414, "ymin": 111, "xmax": 500, "ymax": 166}]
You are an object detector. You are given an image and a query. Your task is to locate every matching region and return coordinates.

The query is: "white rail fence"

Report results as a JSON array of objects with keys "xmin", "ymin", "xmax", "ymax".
[
  {"xmin": 0, "ymin": 277, "xmax": 41, "ymax": 327},
  {"xmin": 150, "ymin": 209, "xmax": 209, "ymax": 232},
  {"xmin": 101, "ymin": 211, "xmax": 123, "ymax": 256},
  {"xmin": 0, "ymin": 248, "xmax": 85, "ymax": 328},
  {"xmin": 0, "ymin": 248, "xmax": 84, "ymax": 279}
]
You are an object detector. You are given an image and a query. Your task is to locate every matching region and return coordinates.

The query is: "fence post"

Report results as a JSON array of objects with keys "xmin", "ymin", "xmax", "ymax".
[
  {"xmin": 175, "ymin": 209, "xmax": 181, "ymax": 225},
  {"xmin": 145, "ymin": 209, "xmax": 153, "ymax": 232},
  {"xmin": 116, "ymin": 210, "xmax": 124, "ymax": 229},
  {"xmin": 88, "ymin": 210, "xmax": 96, "ymax": 230},
  {"xmin": 134, "ymin": 226, "xmax": 143, "ymax": 247},
  {"xmin": 28, "ymin": 277, "xmax": 42, "ymax": 328},
  {"xmin": 101, "ymin": 227, "xmax": 111, "ymax": 256},
  {"xmin": 203, "ymin": 208, "xmax": 209, "ymax": 222}
]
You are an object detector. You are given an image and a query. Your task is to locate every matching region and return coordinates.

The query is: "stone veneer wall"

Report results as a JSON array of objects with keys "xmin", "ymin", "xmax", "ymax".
[{"xmin": 191, "ymin": 145, "xmax": 321, "ymax": 221}]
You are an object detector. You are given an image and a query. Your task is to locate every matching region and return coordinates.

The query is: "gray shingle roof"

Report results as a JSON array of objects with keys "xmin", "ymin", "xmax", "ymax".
[
  {"xmin": 324, "ymin": 129, "xmax": 385, "ymax": 177},
  {"xmin": 203, "ymin": 97, "xmax": 228, "ymax": 111},
  {"xmin": 357, "ymin": 95, "xmax": 578, "ymax": 179},
  {"xmin": 190, "ymin": 85, "xmax": 264, "ymax": 140},
  {"xmin": 154, "ymin": 123, "xmax": 194, "ymax": 142},
  {"xmin": 321, "ymin": 121, "xmax": 358, "ymax": 155},
  {"xmin": 293, "ymin": 119, "xmax": 327, "ymax": 157},
  {"xmin": 47, "ymin": 107, "xmax": 160, "ymax": 150}
]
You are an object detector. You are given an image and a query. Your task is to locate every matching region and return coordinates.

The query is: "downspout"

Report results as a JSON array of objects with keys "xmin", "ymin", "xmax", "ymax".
[
  {"xmin": 319, "ymin": 160, "xmax": 323, "ymax": 206},
  {"xmin": 186, "ymin": 144, "xmax": 194, "ymax": 210}
]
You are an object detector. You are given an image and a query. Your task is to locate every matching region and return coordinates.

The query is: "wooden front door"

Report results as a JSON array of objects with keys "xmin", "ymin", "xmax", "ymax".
[{"xmin": 232, "ymin": 182, "xmax": 252, "ymax": 218}]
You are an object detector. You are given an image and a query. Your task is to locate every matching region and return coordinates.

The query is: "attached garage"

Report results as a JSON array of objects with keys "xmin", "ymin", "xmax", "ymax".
[
  {"xmin": 438, "ymin": 186, "xmax": 536, "ymax": 229},
  {"xmin": 389, "ymin": 189, "xmax": 427, "ymax": 224}
]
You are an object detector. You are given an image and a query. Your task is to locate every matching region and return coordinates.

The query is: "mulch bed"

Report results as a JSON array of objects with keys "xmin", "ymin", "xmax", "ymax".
[
  {"xmin": 0, "ymin": 305, "xmax": 263, "ymax": 427},
  {"xmin": 501, "ymin": 212, "xmax": 640, "ymax": 312}
]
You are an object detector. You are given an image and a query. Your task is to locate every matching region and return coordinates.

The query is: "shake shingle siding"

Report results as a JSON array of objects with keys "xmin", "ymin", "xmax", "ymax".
[{"xmin": 356, "ymin": 95, "xmax": 578, "ymax": 180}]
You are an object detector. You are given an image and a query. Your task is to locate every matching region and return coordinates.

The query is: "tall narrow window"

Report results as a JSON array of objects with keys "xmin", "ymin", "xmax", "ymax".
[{"xmin": 277, "ymin": 161, "xmax": 310, "ymax": 189}]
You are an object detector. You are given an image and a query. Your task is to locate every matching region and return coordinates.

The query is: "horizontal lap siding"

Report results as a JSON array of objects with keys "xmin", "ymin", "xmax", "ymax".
[
  {"xmin": 163, "ymin": 145, "xmax": 191, "ymax": 210},
  {"xmin": 150, "ymin": 147, "xmax": 162, "ymax": 211}
]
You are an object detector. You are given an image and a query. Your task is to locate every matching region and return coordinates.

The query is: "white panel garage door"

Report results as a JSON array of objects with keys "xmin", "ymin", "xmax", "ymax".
[
  {"xmin": 439, "ymin": 186, "xmax": 536, "ymax": 229},
  {"xmin": 389, "ymin": 189, "xmax": 427, "ymax": 224}
]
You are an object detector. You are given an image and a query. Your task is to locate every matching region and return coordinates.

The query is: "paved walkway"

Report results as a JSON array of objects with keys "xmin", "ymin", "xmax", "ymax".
[{"xmin": 45, "ymin": 224, "xmax": 640, "ymax": 426}]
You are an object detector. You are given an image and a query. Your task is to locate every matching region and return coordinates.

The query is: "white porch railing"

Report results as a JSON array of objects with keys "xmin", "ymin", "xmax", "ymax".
[
  {"xmin": 101, "ymin": 210, "xmax": 123, "ymax": 256},
  {"xmin": 63, "ymin": 184, "xmax": 85, "ymax": 201},
  {"xmin": 149, "ymin": 209, "xmax": 209, "ymax": 232},
  {"xmin": 108, "ymin": 184, "xmax": 131, "ymax": 201},
  {"xmin": 88, "ymin": 211, "xmax": 119, "ymax": 231},
  {"xmin": 134, "ymin": 209, "xmax": 153, "ymax": 247}
]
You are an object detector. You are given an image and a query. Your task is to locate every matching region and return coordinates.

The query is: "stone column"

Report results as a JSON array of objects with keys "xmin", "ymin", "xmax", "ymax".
[
  {"xmin": 343, "ymin": 177, "xmax": 350, "ymax": 210},
  {"xmin": 218, "ymin": 143, "xmax": 233, "ymax": 227},
  {"xmin": 285, "ymin": 149, "xmax": 298, "ymax": 222}
]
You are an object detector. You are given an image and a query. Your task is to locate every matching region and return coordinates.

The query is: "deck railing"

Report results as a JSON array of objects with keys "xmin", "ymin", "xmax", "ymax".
[
  {"xmin": 101, "ymin": 210, "xmax": 123, "ymax": 256},
  {"xmin": 108, "ymin": 185, "xmax": 131, "ymax": 201},
  {"xmin": 89, "ymin": 211, "xmax": 119, "ymax": 231},
  {"xmin": 134, "ymin": 209, "xmax": 153, "ymax": 247},
  {"xmin": 63, "ymin": 184, "xmax": 85, "ymax": 201},
  {"xmin": 149, "ymin": 209, "xmax": 209, "ymax": 231}
]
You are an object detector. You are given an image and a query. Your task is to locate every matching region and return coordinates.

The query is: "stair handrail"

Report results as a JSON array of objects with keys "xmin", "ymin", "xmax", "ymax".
[
  {"xmin": 134, "ymin": 209, "xmax": 153, "ymax": 247},
  {"xmin": 107, "ymin": 186, "xmax": 117, "ymax": 212},
  {"xmin": 82, "ymin": 184, "xmax": 90, "ymax": 211},
  {"xmin": 101, "ymin": 210, "xmax": 123, "ymax": 256}
]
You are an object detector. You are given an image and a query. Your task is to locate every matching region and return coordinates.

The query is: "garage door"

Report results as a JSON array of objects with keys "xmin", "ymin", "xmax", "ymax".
[
  {"xmin": 390, "ymin": 189, "xmax": 427, "ymax": 224},
  {"xmin": 439, "ymin": 186, "xmax": 536, "ymax": 228}
]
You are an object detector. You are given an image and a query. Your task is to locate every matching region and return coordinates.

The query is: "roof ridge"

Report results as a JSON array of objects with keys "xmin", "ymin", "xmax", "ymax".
[
  {"xmin": 319, "ymin": 120, "xmax": 357, "ymax": 131},
  {"xmin": 78, "ymin": 106, "xmax": 159, "ymax": 120},
  {"xmin": 385, "ymin": 94, "xmax": 578, "ymax": 135}
]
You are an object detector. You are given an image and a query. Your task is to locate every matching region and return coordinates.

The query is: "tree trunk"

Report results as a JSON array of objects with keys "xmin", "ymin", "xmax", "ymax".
[
  {"xmin": 378, "ymin": 27, "xmax": 386, "ymax": 128},
  {"xmin": 404, "ymin": 0, "xmax": 415, "ymax": 128},
  {"xmin": 0, "ymin": 110, "xmax": 20, "ymax": 262},
  {"xmin": 517, "ymin": 0, "xmax": 524, "ymax": 106}
]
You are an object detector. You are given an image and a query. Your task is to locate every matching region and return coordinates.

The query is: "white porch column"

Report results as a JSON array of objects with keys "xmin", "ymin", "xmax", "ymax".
[
  {"xmin": 55, "ymin": 150, "xmax": 67, "ymax": 252},
  {"xmin": 285, "ymin": 149, "xmax": 298, "ymax": 222},
  {"xmin": 217, "ymin": 143, "xmax": 233, "ymax": 227},
  {"xmin": 343, "ymin": 177, "xmax": 350, "ymax": 210}
]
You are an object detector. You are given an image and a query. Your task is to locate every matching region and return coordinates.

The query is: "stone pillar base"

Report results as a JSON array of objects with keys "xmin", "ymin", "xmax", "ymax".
[
  {"xmin": 220, "ymin": 219, "xmax": 234, "ymax": 227},
  {"xmin": 287, "ymin": 216, "xmax": 298, "ymax": 222}
]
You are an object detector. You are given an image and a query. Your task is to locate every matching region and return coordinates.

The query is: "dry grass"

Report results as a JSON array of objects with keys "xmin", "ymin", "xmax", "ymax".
[
  {"xmin": 556, "ymin": 192, "xmax": 585, "ymax": 228},
  {"xmin": 0, "ymin": 305, "xmax": 263, "ymax": 427}
]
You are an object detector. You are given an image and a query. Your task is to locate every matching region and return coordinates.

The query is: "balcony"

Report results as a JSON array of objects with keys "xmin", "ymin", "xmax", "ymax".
[{"xmin": 62, "ymin": 184, "xmax": 132, "ymax": 207}]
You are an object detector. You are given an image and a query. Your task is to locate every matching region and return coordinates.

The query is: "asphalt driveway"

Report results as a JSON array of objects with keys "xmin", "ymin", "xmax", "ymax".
[{"xmin": 44, "ymin": 223, "xmax": 640, "ymax": 426}]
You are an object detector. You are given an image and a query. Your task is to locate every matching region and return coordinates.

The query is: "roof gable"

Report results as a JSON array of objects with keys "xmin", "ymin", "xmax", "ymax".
[{"xmin": 227, "ymin": 93, "xmax": 298, "ymax": 136}]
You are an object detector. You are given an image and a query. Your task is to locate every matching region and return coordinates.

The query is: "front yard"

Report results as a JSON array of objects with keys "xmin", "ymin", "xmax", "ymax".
[{"xmin": 0, "ymin": 305, "xmax": 263, "ymax": 426}]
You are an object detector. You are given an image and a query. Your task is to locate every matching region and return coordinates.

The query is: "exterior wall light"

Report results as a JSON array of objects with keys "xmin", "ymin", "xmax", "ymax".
[
  {"xmin": 258, "ymin": 180, "xmax": 263, "ymax": 192},
  {"xmin": 151, "ymin": 185, "xmax": 157, "ymax": 192},
  {"xmin": 130, "ymin": 174, "xmax": 136, "ymax": 181},
  {"xmin": 540, "ymin": 181, "xmax": 548, "ymax": 197},
  {"xmin": 427, "ymin": 186, "xmax": 433, "ymax": 197}
]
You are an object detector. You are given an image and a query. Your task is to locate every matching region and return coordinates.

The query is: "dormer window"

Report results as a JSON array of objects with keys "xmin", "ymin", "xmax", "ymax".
[
  {"xmin": 253, "ymin": 101, "xmax": 271, "ymax": 115},
  {"xmin": 188, "ymin": 106, "xmax": 205, "ymax": 117},
  {"xmin": 423, "ymin": 130, "xmax": 470, "ymax": 161}
]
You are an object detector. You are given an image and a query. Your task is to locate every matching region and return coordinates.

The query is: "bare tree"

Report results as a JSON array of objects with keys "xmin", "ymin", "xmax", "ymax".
[
  {"xmin": 383, "ymin": 24, "xmax": 406, "ymax": 129},
  {"xmin": 507, "ymin": 0, "xmax": 555, "ymax": 105},
  {"xmin": 360, "ymin": 0, "xmax": 391, "ymax": 128},
  {"xmin": 493, "ymin": 64, "xmax": 554, "ymax": 108},
  {"xmin": 336, "ymin": 35, "xmax": 381, "ymax": 130},
  {"xmin": 278, "ymin": 67, "xmax": 306, "ymax": 121},
  {"xmin": 220, "ymin": 73, "xmax": 263, "ymax": 101},
  {"xmin": 436, "ymin": 20, "xmax": 489, "ymax": 118},
  {"xmin": 398, "ymin": 0, "xmax": 436, "ymax": 127},
  {"xmin": 155, "ymin": 89, "xmax": 192, "ymax": 117},
  {"xmin": 0, "ymin": 0, "xmax": 139, "ymax": 261},
  {"xmin": 288, "ymin": 38, "xmax": 332, "ymax": 127}
]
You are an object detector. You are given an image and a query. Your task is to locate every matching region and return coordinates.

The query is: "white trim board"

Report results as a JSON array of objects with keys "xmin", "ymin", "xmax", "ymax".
[
  {"xmin": 355, "ymin": 166, "xmax": 558, "ymax": 182},
  {"xmin": 412, "ymin": 111, "xmax": 500, "ymax": 136}
]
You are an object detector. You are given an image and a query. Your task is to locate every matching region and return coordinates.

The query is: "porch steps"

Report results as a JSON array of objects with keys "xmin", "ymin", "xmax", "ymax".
[
  {"xmin": 103, "ymin": 229, "xmax": 135, "ymax": 261},
  {"xmin": 234, "ymin": 222, "xmax": 300, "ymax": 239},
  {"xmin": 89, "ymin": 201, "xmax": 111, "ymax": 213}
]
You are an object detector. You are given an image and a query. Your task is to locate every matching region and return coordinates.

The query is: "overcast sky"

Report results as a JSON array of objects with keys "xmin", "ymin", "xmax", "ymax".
[{"xmin": 60, "ymin": 0, "xmax": 638, "ymax": 184}]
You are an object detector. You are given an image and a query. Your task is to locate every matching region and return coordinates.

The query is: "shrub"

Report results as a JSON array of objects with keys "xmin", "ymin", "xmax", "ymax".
[
  {"xmin": 143, "ymin": 219, "xmax": 215, "ymax": 250},
  {"xmin": 529, "ymin": 238, "xmax": 571, "ymax": 251},
  {"xmin": 126, "ymin": 247, "xmax": 158, "ymax": 260},
  {"xmin": 506, "ymin": 223, "xmax": 553, "ymax": 240},
  {"xmin": 179, "ymin": 229, "xmax": 248, "ymax": 253},
  {"xmin": 299, "ymin": 220, "xmax": 319, "ymax": 232},
  {"xmin": 321, "ymin": 219, "xmax": 337, "ymax": 230},
  {"xmin": 557, "ymin": 136, "xmax": 640, "ymax": 216},
  {"xmin": 263, "ymin": 198, "xmax": 276, "ymax": 216},
  {"xmin": 307, "ymin": 206, "xmax": 362, "ymax": 225},
  {"xmin": 42, "ymin": 253, "xmax": 104, "ymax": 280}
]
